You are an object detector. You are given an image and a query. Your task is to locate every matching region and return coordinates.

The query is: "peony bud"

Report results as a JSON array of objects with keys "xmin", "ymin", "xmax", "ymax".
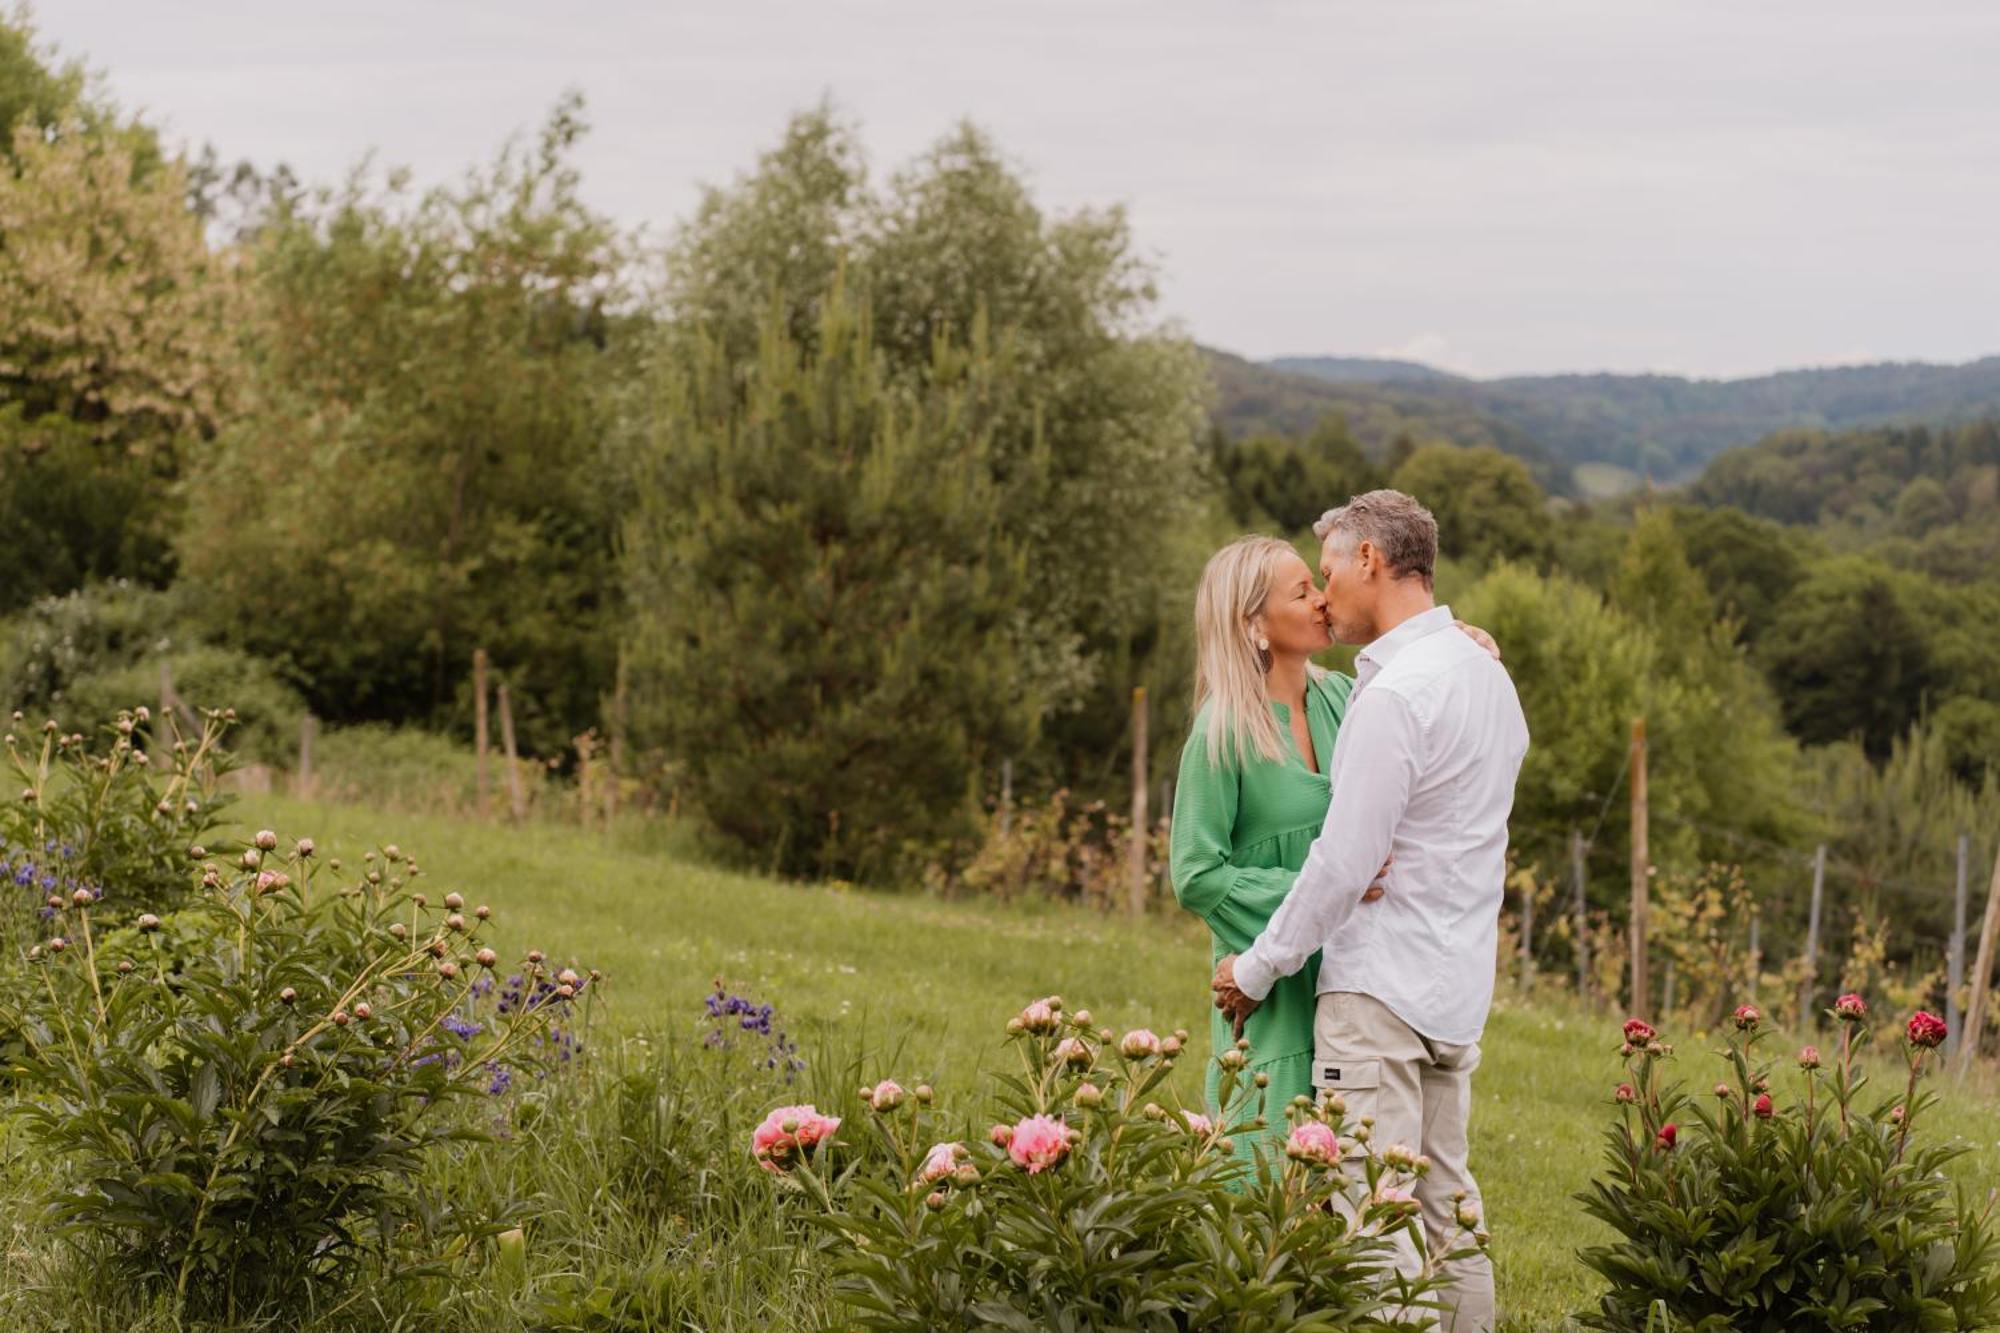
[
  {"xmin": 255, "ymin": 830, "xmax": 278, "ymax": 851},
  {"xmin": 439, "ymin": 961, "xmax": 461, "ymax": 980},
  {"xmin": 1753, "ymin": 1093, "xmax": 1773, "ymax": 1119},
  {"xmin": 868, "ymin": 1079, "xmax": 905, "ymax": 1112},
  {"xmin": 1615, "ymin": 1083, "xmax": 1636, "ymax": 1104},
  {"xmin": 914, "ymin": 1084, "xmax": 934, "ymax": 1105},
  {"xmin": 70, "ymin": 887, "xmax": 92, "ymax": 907},
  {"xmin": 353, "ymin": 1002, "xmax": 372, "ymax": 1021},
  {"xmin": 137, "ymin": 913, "xmax": 161, "ymax": 932},
  {"xmin": 1656, "ymin": 1123, "xmax": 1677, "ymax": 1151},
  {"xmin": 1798, "ymin": 1045, "xmax": 1821, "ymax": 1070},
  {"xmin": 476, "ymin": 947, "xmax": 498, "ymax": 968},
  {"xmin": 558, "ymin": 968, "xmax": 581, "ymax": 987},
  {"xmin": 1907, "ymin": 1010, "xmax": 1948, "ymax": 1049},
  {"xmin": 990, "ymin": 1123, "xmax": 1014, "ymax": 1148},
  {"xmin": 279, "ymin": 987, "xmax": 297, "ymax": 1004},
  {"xmin": 1120, "ymin": 1029, "xmax": 1163, "ymax": 1060},
  {"xmin": 296, "ymin": 838, "xmax": 315, "ymax": 858},
  {"xmin": 116, "ymin": 959, "xmax": 134, "ymax": 974},
  {"xmin": 444, "ymin": 892, "xmax": 464, "ymax": 910},
  {"xmin": 527, "ymin": 950, "xmax": 545, "ymax": 966},
  {"xmin": 1834, "ymin": 993, "xmax": 1867, "ymax": 1022},
  {"xmin": 389, "ymin": 922, "xmax": 408, "ymax": 940},
  {"xmin": 241, "ymin": 849, "xmax": 261, "ymax": 870},
  {"xmin": 556, "ymin": 983, "xmax": 575, "ymax": 999},
  {"xmin": 1892, "ymin": 1104, "xmax": 1906, "ymax": 1124},
  {"xmin": 1622, "ymin": 1017, "xmax": 1656, "ymax": 1044},
  {"xmin": 1075, "ymin": 1081, "xmax": 1103, "ymax": 1109},
  {"xmin": 1714, "ymin": 1082, "xmax": 1732, "ymax": 1099},
  {"xmin": 332, "ymin": 1009, "xmax": 350, "ymax": 1026},
  {"xmin": 475, "ymin": 905, "xmax": 491, "ymax": 920},
  {"xmin": 445, "ymin": 913, "xmax": 467, "ymax": 933},
  {"xmin": 1732, "ymin": 1004, "xmax": 1761, "ymax": 1031},
  {"xmin": 925, "ymin": 1190, "xmax": 947, "ymax": 1211}
]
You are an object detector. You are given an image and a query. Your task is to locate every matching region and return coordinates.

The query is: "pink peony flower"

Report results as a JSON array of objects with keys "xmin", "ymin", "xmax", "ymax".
[
  {"xmin": 1017, "ymin": 999, "xmax": 1058, "ymax": 1034},
  {"xmin": 1119, "ymin": 1029, "xmax": 1163, "ymax": 1060},
  {"xmin": 1007, "ymin": 1114, "xmax": 1072, "ymax": 1174},
  {"xmin": 752, "ymin": 1104, "xmax": 841, "ymax": 1174},
  {"xmin": 1622, "ymin": 1017, "xmax": 1656, "ymax": 1044},
  {"xmin": 918, "ymin": 1141, "xmax": 963, "ymax": 1184},
  {"xmin": 868, "ymin": 1079, "xmax": 905, "ymax": 1111},
  {"xmin": 1054, "ymin": 1037, "xmax": 1091, "ymax": 1068},
  {"xmin": 1286, "ymin": 1121, "xmax": 1342, "ymax": 1167},
  {"xmin": 1798, "ymin": 1045, "xmax": 1821, "ymax": 1070},
  {"xmin": 1614, "ymin": 1083, "xmax": 1636, "ymax": 1104},
  {"xmin": 1753, "ymin": 1093, "xmax": 1774, "ymax": 1119},
  {"xmin": 1834, "ymin": 993, "xmax": 1867, "ymax": 1022},
  {"xmin": 989, "ymin": 1122, "xmax": 1014, "ymax": 1148},
  {"xmin": 1179, "ymin": 1111, "xmax": 1214, "ymax": 1136},
  {"xmin": 1907, "ymin": 1010, "xmax": 1948, "ymax": 1049},
  {"xmin": 1732, "ymin": 1004, "xmax": 1761, "ymax": 1031},
  {"xmin": 1656, "ymin": 1123, "xmax": 1678, "ymax": 1151}
]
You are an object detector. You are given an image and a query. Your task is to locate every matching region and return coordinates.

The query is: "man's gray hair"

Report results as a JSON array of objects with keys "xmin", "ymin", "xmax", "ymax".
[{"xmin": 1313, "ymin": 489, "xmax": 1438, "ymax": 586}]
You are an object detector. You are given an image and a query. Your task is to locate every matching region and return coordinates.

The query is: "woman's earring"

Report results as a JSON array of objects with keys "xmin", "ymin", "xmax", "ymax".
[
  {"xmin": 1256, "ymin": 636, "xmax": 1270, "ymax": 652},
  {"xmin": 1254, "ymin": 636, "xmax": 1272, "ymax": 673}
]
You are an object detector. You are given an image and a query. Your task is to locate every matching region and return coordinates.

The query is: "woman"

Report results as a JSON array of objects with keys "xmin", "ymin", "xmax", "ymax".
[{"xmin": 1169, "ymin": 535, "xmax": 1493, "ymax": 1161}]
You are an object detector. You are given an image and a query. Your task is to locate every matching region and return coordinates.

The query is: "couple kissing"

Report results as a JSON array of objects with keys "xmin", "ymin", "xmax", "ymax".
[{"xmin": 1170, "ymin": 489, "xmax": 1530, "ymax": 1332}]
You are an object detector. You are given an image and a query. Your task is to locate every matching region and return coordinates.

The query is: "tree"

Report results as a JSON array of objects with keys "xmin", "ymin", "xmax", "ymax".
[
  {"xmin": 621, "ymin": 289, "xmax": 1042, "ymax": 879},
  {"xmin": 1213, "ymin": 415, "xmax": 1384, "ymax": 533},
  {"xmin": 1667, "ymin": 505, "xmax": 1807, "ymax": 645},
  {"xmin": 1760, "ymin": 559, "xmax": 1937, "ymax": 759},
  {"xmin": 1391, "ymin": 443, "xmax": 1549, "ymax": 568},
  {"xmin": 651, "ymin": 108, "xmax": 1209, "ymax": 796},
  {"xmin": 0, "ymin": 72, "xmax": 235, "ymax": 609},
  {"xmin": 175, "ymin": 98, "xmax": 621, "ymax": 751}
]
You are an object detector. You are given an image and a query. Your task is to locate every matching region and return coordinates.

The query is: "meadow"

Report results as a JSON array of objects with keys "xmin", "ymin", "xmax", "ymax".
[{"xmin": 79, "ymin": 792, "xmax": 1986, "ymax": 1331}]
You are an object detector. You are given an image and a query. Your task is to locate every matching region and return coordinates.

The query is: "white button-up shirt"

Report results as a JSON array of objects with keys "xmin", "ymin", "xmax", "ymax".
[{"xmin": 1233, "ymin": 604, "xmax": 1530, "ymax": 1046}]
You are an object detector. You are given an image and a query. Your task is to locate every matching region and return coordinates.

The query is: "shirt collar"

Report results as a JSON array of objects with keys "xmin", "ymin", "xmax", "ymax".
[{"xmin": 1354, "ymin": 604, "xmax": 1453, "ymax": 687}]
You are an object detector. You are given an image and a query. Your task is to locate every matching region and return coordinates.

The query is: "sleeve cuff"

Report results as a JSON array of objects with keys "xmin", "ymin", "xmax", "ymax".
[{"xmin": 1234, "ymin": 947, "xmax": 1279, "ymax": 1003}]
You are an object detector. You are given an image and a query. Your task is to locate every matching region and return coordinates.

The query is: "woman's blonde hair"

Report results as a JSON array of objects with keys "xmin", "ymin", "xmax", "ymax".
[{"xmin": 1192, "ymin": 535, "xmax": 1303, "ymax": 766}]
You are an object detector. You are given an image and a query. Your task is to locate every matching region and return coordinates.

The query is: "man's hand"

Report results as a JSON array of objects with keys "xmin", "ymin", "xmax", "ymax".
[
  {"xmin": 1455, "ymin": 619, "xmax": 1501, "ymax": 662},
  {"xmin": 1211, "ymin": 954, "xmax": 1260, "ymax": 1040}
]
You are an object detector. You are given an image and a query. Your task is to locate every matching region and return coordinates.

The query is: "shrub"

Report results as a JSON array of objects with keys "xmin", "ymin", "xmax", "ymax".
[
  {"xmin": 1575, "ymin": 1003, "xmax": 2000, "ymax": 1330},
  {"xmin": 2, "ymin": 705, "xmax": 235, "ymax": 939},
  {"xmin": 0, "ymin": 826, "xmax": 592, "ymax": 1320},
  {"xmin": 779, "ymin": 995, "xmax": 1477, "ymax": 1330},
  {"xmin": 937, "ymin": 788, "xmax": 1170, "ymax": 908}
]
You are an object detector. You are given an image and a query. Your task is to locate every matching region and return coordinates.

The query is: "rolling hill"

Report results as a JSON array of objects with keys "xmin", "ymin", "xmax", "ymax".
[{"xmin": 1210, "ymin": 350, "xmax": 2000, "ymax": 494}]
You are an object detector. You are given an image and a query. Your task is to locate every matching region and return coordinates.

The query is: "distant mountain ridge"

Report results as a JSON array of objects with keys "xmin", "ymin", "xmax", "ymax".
[{"xmin": 1209, "ymin": 349, "xmax": 2000, "ymax": 493}]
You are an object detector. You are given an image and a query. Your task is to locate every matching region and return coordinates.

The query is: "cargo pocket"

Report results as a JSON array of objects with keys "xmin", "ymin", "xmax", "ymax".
[{"xmin": 1313, "ymin": 1057, "xmax": 1380, "ymax": 1155}]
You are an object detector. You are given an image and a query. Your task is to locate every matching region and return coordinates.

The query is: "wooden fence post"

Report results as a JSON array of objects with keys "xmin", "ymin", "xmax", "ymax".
[
  {"xmin": 1571, "ymin": 829, "xmax": 1590, "ymax": 999},
  {"xmin": 999, "ymin": 758, "xmax": 1014, "ymax": 839},
  {"xmin": 1799, "ymin": 844, "xmax": 1826, "ymax": 1030},
  {"xmin": 296, "ymin": 714, "xmax": 317, "ymax": 798},
  {"xmin": 1520, "ymin": 873, "xmax": 1536, "ymax": 986},
  {"xmin": 1127, "ymin": 687, "xmax": 1148, "ymax": 920},
  {"xmin": 1747, "ymin": 907, "xmax": 1762, "ymax": 999},
  {"xmin": 474, "ymin": 648, "xmax": 490, "ymax": 819},
  {"xmin": 1629, "ymin": 718, "xmax": 1649, "ymax": 1018},
  {"xmin": 1955, "ymin": 844, "xmax": 2000, "ymax": 1081},
  {"xmin": 606, "ymin": 651, "xmax": 628, "ymax": 827},
  {"xmin": 1949, "ymin": 834, "xmax": 1969, "ymax": 1058},
  {"xmin": 496, "ymin": 684, "xmax": 528, "ymax": 822}
]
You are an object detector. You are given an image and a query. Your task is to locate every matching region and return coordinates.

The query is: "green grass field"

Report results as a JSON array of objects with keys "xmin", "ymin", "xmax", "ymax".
[{"xmin": 231, "ymin": 795, "xmax": 2000, "ymax": 1330}]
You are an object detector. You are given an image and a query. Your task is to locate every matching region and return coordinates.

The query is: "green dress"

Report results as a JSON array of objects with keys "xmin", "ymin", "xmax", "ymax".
[{"xmin": 1169, "ymin": 670, "xmax": 1353, "ymax": 1164}]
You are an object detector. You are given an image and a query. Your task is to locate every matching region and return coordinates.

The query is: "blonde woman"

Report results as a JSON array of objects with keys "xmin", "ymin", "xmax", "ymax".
[{"xmin": 1170, "ymin": 535, "xmax": 1495, "ymax": 1159}]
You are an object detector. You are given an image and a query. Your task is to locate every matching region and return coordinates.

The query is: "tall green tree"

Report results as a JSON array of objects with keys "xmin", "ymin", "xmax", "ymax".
[
  {"xmin": 622, "ymin": 289, "xmax": 1041, "ymax": 878},
  {"xmin": 650, "ymin": 108, "xmax": 1208, "ymax": 797},
  {"xmin": 175, "ymin": 97, "xmax": 621, "ymax": 750},
  {"xmin": 1391, "ymin": 442, "xmax": 1550, "ymax": 568},
  {"xmin": 1759, "ymin": 558, "xmax": 1937, "ymax": 760},
  {"xmin": 1212, "ymin": 415, "xmax": 1384, "ymax": 533}
]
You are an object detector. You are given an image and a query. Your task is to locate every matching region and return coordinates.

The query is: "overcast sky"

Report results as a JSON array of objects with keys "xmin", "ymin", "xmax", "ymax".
[{"xmin": 36, "ymin": 1, "xmax": 2000, "ymax": 379}]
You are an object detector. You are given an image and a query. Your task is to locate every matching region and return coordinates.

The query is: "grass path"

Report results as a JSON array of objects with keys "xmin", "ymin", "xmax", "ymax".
[{"xmin": 239, "ymin": 796, "xmax": 2000, "ymax": 1330}]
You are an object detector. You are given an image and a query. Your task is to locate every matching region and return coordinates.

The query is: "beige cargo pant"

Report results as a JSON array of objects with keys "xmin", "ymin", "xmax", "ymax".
[{"xmin": 1314, "ymin": 990, "xmax": 1494, "ymax": 1333}]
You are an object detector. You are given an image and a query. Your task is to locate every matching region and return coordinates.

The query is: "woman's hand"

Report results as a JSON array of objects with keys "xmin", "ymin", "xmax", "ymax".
[
  {"xmin": 1455, "ymin": 620, "xmax": 1501, "ymax": 661},
  {"xmin": 1362, "ymin": 854, "xmax": 1391, "ymax": 903}
]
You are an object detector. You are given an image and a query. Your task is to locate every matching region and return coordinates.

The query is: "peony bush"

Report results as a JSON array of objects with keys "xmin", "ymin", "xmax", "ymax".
[
  {"xmin": 1576, "ymin": 997, "xmax": 2000, "ymax": 1330},
  {"xmin": 760, "ymin": 993, "xmax": 1482, "ymax": 1330},
  {"xmin": 0, "ymin": 814, "xmax": 595, "ymax": 1320}
]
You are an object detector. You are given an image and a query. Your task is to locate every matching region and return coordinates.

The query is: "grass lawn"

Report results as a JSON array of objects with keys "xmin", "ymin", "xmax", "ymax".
[{"xmin": 235, "ymin": 795, "xmax": 2000, "ymax": 1331}]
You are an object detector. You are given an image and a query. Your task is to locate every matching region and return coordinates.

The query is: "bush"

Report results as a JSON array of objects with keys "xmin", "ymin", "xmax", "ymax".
[
  {"xmin": 1575, "ymin": 1002, "xmax": 2000, "ymax": 1330},
  {"xmin": 780, "ymin": 995, "xmax": 1478, "ymax": 1330},
  {"xmin": 0, "ymin": 825, "xmax": 593, "ymax": 1320},
  {"xmin": 1, "ymin": 705, "xmax": 235, "ymax": 939}
]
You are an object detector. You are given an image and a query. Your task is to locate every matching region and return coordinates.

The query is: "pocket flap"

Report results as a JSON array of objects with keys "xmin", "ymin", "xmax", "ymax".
[{"xmin": 1315, "ymin": 1058, "xmax": 1381, "ymax": 1092}]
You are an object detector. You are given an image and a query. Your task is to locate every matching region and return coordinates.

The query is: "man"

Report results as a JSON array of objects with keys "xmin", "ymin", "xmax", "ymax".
[{"xmin": 1211, "ymin": 489, "xmax": 1528, "ymax": 1333}]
